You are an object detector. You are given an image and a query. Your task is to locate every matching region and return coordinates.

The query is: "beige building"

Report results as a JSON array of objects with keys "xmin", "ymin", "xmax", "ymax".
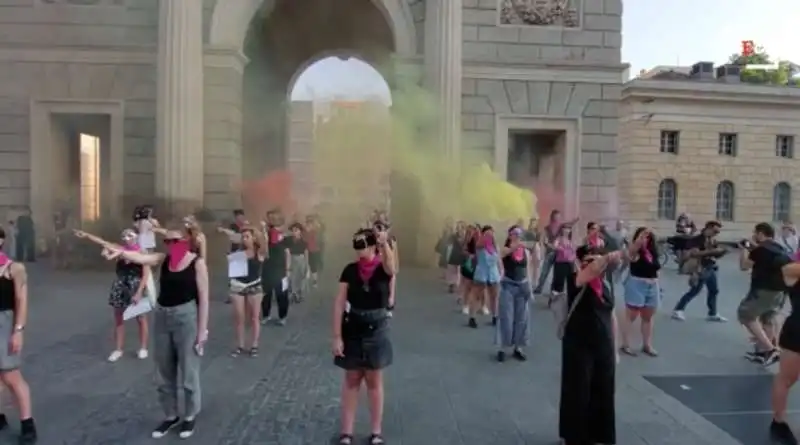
[
  {"xmin": 619, "ymin": 65, "xmax": 800, "ymax": 240},
  {"xmin": 0, "ymin": 0, "xmax": 625, "ymax": 261}
]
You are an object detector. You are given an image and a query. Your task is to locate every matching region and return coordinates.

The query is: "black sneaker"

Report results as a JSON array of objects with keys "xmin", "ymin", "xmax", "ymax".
[
  {"xmin": 513, "ymin": 349, "xmax": 527, "ymax": 361},
  {"xmin": 178, "ymin": 419, "xmax": 196, "ymax": 439},
  {"xmin": 468, "ymin": 317, "xmax": 478, "ymax": 328},
  {"xmin": 0, "ymin": 414, "xmax": 9, "ymax": 430},
  {"xmin": 18, "ymin": 418, "xmax": 36, "ymax": 445},
  {"xmin": 763, "ymin": 349, "xmax": 781, "ymax": 367},
  {"xmin": 771, "ymin": 419, "xmax": 798, "ymax": 444},
  {"xmin": 491, "ymin": 316, "xmax": 497, "ymax": 326},
  {"xmin": 151, "ymin": 418, "xmax": 181, "ymax": 439},
  {"xmin": 496, "ymin": 351, "xmax": 505, "ymax": 362}
]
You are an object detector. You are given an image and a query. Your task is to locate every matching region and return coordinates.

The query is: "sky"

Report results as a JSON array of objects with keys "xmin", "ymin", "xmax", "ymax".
[{"xmin": 291, "ymin": 1, "xmax": 800, "ymax": 101}]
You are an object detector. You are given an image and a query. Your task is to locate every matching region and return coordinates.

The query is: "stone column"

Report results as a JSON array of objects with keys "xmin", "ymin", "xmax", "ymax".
[
  {"xmin": 155, "ymin": 0, "xmax": 205, "ymax": 211},
  {"xmin": 424, "ymin": 0, "xmax": 463, "ymax": 164}
]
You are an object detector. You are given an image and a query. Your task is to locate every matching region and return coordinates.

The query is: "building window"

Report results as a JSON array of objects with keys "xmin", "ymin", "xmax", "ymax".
[
  {"xmin": 718, "ymin": 133, "xmax": 738, "ymax": 156},
  {"xmin": 776, "ymin": 135, "xmax": 795, "ymax": 159},
  {"xmin": 715, "ymin": 180, "xmax": 735, "ymax": 221},
  {"xmin": 659, "ymin": 131, "xmax": 679, "ymax": 154},
  {"xmin": 657, "ymin": 179, "xmax": 677, "ymax": 220},
  {"xmin": 774, "ymin": 182, "xmax": 792, "ymax": 223}
]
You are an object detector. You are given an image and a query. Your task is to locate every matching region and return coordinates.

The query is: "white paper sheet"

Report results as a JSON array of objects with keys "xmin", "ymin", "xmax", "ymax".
[
  {"xmin": 123, "ymin": 298, "xmax": 154, "ymax": 320},
  {"xmin": 228, "ymin": 251, "xmax": 248, "ymax": 278},
  {"xmin": 281, "ymin": 276, "xmax": 289, "ymax": 292}
]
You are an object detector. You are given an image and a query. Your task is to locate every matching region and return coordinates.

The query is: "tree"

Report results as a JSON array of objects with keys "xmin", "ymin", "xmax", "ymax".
[{"xmin": 728, "ymin": 45, "xmax": 799, "ymax": 86}]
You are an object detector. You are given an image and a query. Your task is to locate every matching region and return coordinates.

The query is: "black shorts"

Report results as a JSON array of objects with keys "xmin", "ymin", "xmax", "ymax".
[{"xmin": 779, "ymin": 319, "xmax": 800, "ymax": 353}]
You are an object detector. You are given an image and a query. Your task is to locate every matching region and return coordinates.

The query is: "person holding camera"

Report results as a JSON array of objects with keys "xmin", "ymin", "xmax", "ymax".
[
  {"xmin": 738, "ymin": 223, "xmax": 791, "ymax": 366},
  {"xmin": 672, "ymin": 221, "xmax": 728, "ymax": 322}
]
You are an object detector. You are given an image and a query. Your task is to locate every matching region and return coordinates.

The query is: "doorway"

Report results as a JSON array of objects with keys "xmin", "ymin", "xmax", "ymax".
[{"xmin": 48, "ymin": 113, "xmax": 111, "ymax": 227}]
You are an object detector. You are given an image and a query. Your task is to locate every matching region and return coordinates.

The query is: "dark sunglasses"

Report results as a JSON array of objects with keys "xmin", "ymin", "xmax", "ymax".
[{"xmin": 163, "ymin": 238, "xmax": 182, "ymax": 244}]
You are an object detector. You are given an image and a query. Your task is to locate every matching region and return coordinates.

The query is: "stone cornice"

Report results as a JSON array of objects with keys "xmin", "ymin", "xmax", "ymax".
[
  {"xmin": 0, "ymin": 46, "xmax": 155, "ymax": 64},
  {"xmin": 623, "ymin": 79, "xmax": 800, "ymax": 106},
  {"xmin": 463, "ymin": 61, "xmax": 628, "ymax": 84}
]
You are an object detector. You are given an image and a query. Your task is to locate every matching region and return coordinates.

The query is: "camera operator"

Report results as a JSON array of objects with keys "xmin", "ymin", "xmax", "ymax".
[
  {"xmin": 672, "ymin": 221, "xmax": 728, "ymax": 322},
  {"xmin": 738, "ymin": 223, "xmax": 791, "ymax": 366}
]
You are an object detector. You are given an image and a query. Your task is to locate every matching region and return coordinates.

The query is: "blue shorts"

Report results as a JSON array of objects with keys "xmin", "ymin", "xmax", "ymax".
[{"xmin": 624, "ymin": 276, "xmax": 660, "ymax": 308}]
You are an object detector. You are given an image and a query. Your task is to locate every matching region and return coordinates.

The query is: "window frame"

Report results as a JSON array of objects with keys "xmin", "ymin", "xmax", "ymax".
[
  {"xmin": 656, "ymin": 179, "xmax": 677, "ymax": 220},
  {"xmin": 659, "ymin": 130, "xmax": 680, "ymax": 154},
  {"xmin": 718, "ymin": 133, "xmax": 738, "ymax": 157},
  {"xmin": 715, "ymin": 180, "xmax": 735, "ymax": 221},
  {"xmin": 773, "ymin": 182, "xmax": 792, "ymax": 223},
  {"xmin": 776, "ymin": 135, "xmax": 795, "ymax": 159}
]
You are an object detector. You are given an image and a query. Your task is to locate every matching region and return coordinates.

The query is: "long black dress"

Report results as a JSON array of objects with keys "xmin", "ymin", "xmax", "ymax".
[{"xmin": 559, "ymin": 276, "xmax": 616, "ymax": 445}]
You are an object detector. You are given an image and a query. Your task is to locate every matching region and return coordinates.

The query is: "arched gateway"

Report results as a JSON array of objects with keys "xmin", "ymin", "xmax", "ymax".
[{"xmin": 8, "ymin": 0, "xmax": 624, "ymax": 255}]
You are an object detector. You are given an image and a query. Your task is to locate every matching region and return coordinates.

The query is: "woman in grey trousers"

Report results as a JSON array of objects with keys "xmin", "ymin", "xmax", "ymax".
[
  {"xmin": 495, "ymin": 226, "xmax": 531, "ymax": 362},
  {"xmin": 107, "ymin": 228, "xmax": 210, "ymax": 440}
]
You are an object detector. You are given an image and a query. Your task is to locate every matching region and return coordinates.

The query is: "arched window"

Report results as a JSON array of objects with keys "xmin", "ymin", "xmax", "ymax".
[
  {"xmin": 773, "ymin": 182, "xmax": 792, "ymax": 223},
  {"xmin": 657, "ymin": 179, "xmax": 677, "ymax": 220},
  {"xmin": 715, "ymin": 181, "xmax": 735, "ymax": 221}
]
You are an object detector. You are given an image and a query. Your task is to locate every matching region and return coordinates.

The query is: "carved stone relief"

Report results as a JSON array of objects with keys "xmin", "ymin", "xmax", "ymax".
[
  {"xmin": 500, "ymin": 0, "xmax": 580, "ymax": 27},
  {"xmin": 39, "ymin": 0, "xmax": 125, "ymax": 6}
]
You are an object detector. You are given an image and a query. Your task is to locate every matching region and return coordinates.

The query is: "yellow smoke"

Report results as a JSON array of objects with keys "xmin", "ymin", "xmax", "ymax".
[{"xmin": 306, "ymin": 62, "xmax": 536, "ymax": 264}]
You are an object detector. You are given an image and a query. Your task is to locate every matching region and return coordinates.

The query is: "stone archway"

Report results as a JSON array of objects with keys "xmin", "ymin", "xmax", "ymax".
[{"xmin": 209, "ymin": 0, "xmax": 417, "ymax": 57}]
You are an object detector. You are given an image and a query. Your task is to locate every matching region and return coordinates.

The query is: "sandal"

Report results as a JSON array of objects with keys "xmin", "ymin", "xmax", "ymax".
[
  {"xmin": 338, "ymin": 433, "xmax": 354, "ymax": 444},
  {"xmin": 231, "ymin": 347, "xmax": 244, "ymax": 358},
  {"xmin": 619, "ymin": 346, "xmax": 637, "ymax": 357},
  {"xmin": 369, "ymin": 434, "xmax": 385, "ymax": 444},
  {"xmin": 249, "ymin": 347, "xmax": 259, "ymax": 357},
  {"xmin": 642, "ymin": 346, "xmax": 659, "ymax": 357}
]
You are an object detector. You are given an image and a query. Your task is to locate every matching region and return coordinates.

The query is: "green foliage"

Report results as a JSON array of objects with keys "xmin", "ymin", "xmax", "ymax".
[{"xmin": 727, "ymin": 46, "xmax": 795, "ymax": 86}]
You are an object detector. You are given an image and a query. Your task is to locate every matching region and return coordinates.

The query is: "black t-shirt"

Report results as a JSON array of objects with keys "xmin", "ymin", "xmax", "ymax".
[
  {"xmin": 340, "ymin": 262, "xmax": 392, "ymax": 310},
  {"xmin": 749, "ymin": 240, "xmax": 791, "ymax": 291},
  {"xmin": 286, "ymin": 237, "xmax": 307, "ymax": 255},
  {"xmin": 686, "ymin": 234, "xmax": 722, "ymax": 267},
  {"xmin": 501, "ymin": 242, "xmax": 528, "ymax": 281},
  {"xmin": 263, "ymin": 230, "xmax": 287, "ymax": 275}
]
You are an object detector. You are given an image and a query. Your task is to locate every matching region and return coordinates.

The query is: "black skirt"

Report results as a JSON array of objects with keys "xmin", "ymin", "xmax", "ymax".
[{"xmin": 334, "ymin": 310, "xmax": 393, "ymax": 371}]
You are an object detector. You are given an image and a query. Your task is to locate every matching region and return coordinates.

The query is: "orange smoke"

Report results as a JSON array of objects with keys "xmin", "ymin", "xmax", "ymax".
[{"xmin": 239, "ymin": 170, "xmax": 296, "ymax": 217}]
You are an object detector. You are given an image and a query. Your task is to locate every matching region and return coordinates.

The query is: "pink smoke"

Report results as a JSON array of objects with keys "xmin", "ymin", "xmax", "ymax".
[{"xmin": 239, "ymin": 170, "xmax": 296, "ymax": 217}]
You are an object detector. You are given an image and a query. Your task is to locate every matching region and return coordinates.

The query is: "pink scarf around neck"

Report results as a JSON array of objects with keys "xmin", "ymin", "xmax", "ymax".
[
  {"xmin": 357, "ymin": 256, "xmax": 382, "ymax": 282},
  {"xmin": 0, "ymin": 252, "xmax": 8, "ymax": 266}
]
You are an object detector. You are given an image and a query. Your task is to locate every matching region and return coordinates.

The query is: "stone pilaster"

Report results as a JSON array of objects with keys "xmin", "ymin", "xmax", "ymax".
[
  {"xmin": 155, "ymin": 0, "xmax": 205, "ymax": 210},
  {"xmin": 424, "ymin": 0, "xmax": 462, "ymax": 164},
  {"xmin": 203, "ymin": 45, "xmax": 248, "ymax": 213}
]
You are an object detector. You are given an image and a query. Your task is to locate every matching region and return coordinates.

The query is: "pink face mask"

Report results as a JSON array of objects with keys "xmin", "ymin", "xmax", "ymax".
[
  {"xmin": 0, "ymin": 251, "xmax": 8, "ymax": 266},
  {"xmin": 167, "ymin": 239, "xmax": 191, "ymax": 269}
]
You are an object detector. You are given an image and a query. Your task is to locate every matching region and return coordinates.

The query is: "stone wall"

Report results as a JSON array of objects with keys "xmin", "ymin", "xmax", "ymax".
[
  {"xmin": 462, "ymin": 0, "xmax": 622, "ymax": 64},
  {"xmin": 0, "ymin": 1, "xmax": 159, "ymax": 217},
  {"xmin": 619, "ymin": 94, "xmax": 800, "ymax": 240}
]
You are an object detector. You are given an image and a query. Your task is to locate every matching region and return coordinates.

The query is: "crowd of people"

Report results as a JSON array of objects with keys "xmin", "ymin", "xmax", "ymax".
[{"xmin": 2, "ymin": 202, "xmax": 800, "ymax": 444}]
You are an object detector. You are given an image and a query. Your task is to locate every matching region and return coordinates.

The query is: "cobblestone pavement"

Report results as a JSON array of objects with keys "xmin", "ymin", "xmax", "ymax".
[{"xmin": 0, "ymin": 254, "xmax": 777, "ymax": 444}]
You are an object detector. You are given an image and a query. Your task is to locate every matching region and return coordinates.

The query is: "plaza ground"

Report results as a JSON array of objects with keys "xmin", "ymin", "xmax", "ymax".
[{"xmin": 4, "ymin": 254, "xmax": 790, "ymax": 444}]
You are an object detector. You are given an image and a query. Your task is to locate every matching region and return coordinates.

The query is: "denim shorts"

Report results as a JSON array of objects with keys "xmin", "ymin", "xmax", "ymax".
[{"xmin": 624, "ymin": 276, "xmax": 660, "ymax": 308}]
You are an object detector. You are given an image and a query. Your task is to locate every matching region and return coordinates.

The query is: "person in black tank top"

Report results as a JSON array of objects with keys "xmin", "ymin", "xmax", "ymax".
[
  {"xmin": 560, "ymin": 245, "xmax": 622, "ymax": 445},
  {"xmin": 620, "ymin": 227, "xmax": 662, "ymax": 357},
  {"xmin": 332, "ymin": 228, "xmax": 397, "ymax": 445},
  {"xmin": 73, "ymin": 228, "xmax": 152, "ymax": 362},
  {"xmin": 762, "ymin": 258, "xmax": 800, "ymax": 443},
  {"xmin": 495, "ymin": 226, "xmax": 532, "ymax": 362},
  {"xmin": 105, "ymin": 229, "xmax": 210, "ymax": 440},
  {"xmin": 227, "ymin": 227, "xmax": 265, "ymax": 358},
  {"xmin": 0, "ymin": 227, "xmax": 38, "ymax": 443},
  {"xmin": 459, "ymin": 226, "xmax": 479, "ymax": 319},
  {"xmin": 260, "ymin": 209, "xmax": 291, "ymax": 325}
]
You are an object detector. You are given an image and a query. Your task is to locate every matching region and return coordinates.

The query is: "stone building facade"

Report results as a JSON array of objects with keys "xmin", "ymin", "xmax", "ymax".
[
  {"xmin": 0, "ymin": 0, "xmax": 625, "ymax": 239},
  {"xmin": 619, "ymin": 75, "xmax": 800, "ymax": 240}
]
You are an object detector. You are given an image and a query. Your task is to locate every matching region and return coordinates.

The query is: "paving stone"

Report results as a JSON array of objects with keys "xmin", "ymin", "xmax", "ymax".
[{"xmin": 4, "ymin": 253, "xmax": 771, "ymax": 444}]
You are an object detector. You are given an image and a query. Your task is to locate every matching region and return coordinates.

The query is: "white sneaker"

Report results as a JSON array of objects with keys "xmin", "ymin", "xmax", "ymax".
[
  {"xmin": 707, "ymin": 314, "xmax": 728, "ymax": 322},
  {"xmin": 481, "ymin": 306, "xmax": 490, "ymax": 315},
  {"xmin": 137, "ymin": 349, "xmax": 149, "ymax": 359},
  {"xmin": 107, "ymin": 350, "xmax": 123, "ymax": 362},
  {"xmin": 461, "ymin": 306, "xmax": 469, "ymax": 315},
  {"xmin": 671, "ymin": 311, "xmax": 686, "ymax": 321}
]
